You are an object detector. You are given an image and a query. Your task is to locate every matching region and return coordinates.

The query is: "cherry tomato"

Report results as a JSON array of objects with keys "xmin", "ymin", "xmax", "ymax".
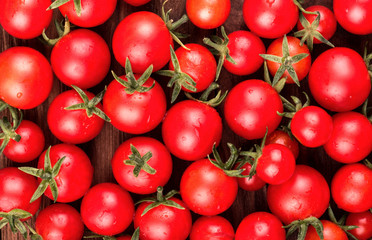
[
  {"xmin": 58, "ymin": 0, "xmax": 117, "ymax": 28},
  {"xmin": 190, "ymin": 216, "xmax": 234, "ymax": 240},
  {"xmin": 323, "ymin": 112, "xmax": 372, "ymax": 164},
  {"xmin": 331, "ymin": 163, "xmax": 372, "ymax": 213},
  {"xmin": 51, "ymin": 29, "xmax": 111, "ymax": 89},
  {"xmin": 266, "ymin": 129, "xmax": 299, "ymax": 159},
  {"xmin": 123, "ymin": 0, "xmax": 150, "ymax": 6},
  {"xmin": 346, "ymin": 211, "xmax": 372, "ymax": 240},
  {"xmin": 81, "ymin": 183, "xmax": 134, "ymax": 236},
  {"xmin": 0, "ymin": 47, "xmax": 53, "ymax": 109},
  {"xmin": 180, "ymin": 159, "xmax": 238, "ymax": 216},
  {"xmin": 0, "ymin": 0, "xmax": 52, "ymax": 39},
  {"xmin": 267, "ymin": 165, "xmax": 330, "ymax": 225},
  {"xmin": 235, "ymin": 212, "xmax": 285, "ymax": 240},
  {"xmin": 3, "ymin": 120, "xmax": 45, "ymax": 163},
  {"xmin": 186, "ymin": 0, "xmax": 230, "ymax": 29},
  {"xmin": 237, "ymin": 161, "xmax": 266, "ymax": 191},
  {"xmin": 305, "ymin": 220, "xmax": 347, "ymax": 240},
  {"xmin": 35, "ymin": 203, "xmax": 84, "ymax": 240},
  {"xmin": 112, "ymin": 11, "xmax": 173, "ymax": 73},
  {"xmin": 38, "ymin": 144, "xmax": 93, "ymax": 203},
  {"xmin": 224, "ymin": 79, "xmax": 283, "ymax": 140},
  {"xmin": 333, "ymin": 0, "xmax": 372, "ymax": 35},
  {"xmin": 162, "ymin": 100, "xmax": 222, "ymax": 161},
  {"xmin": 111, "ymin": 137, "xmax": 173, "ymax": 194},
  {"xmin": 308, "ymin": 47, "xmax": 371, "ymax": 112},
  {"xmin": 243, "ymin": 0, "xmax": 298, "ymax": 39}
]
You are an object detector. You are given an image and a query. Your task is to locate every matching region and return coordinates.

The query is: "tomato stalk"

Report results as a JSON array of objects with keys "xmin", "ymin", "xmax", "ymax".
[
  {"xmin": 363, "ymin": 44, "xmax": 372, "ymax": 78},
  {"xmin": 47, "ymin": 0, "xmax": 82, "ymax": 16},
  {"xmin": 123, "ymin": 144, "xmax": 156, "ymax": 177},
  {"xmin": 0, "ymin": 209, "xmax": 32, "ymax": 239},
  {"xmin": 284, "ymin": 216, "xmax": 324, "ymax": 240},
  {"xmin": 42, "ymin": 16, "xmax": 71, "ymax": 45}
]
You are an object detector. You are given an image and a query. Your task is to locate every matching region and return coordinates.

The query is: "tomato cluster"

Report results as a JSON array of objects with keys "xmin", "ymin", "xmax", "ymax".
[{"xmin": 0, "ymin": 0, "xmax": 372, "ymax": 240}]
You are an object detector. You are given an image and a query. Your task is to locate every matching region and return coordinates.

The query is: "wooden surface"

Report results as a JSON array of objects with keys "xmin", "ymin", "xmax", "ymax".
[{"xmin": 1, "ymin": 0, "xmax": 371, "ymax": 239}]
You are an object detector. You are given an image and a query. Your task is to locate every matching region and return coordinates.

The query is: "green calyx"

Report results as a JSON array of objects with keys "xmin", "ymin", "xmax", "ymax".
[
  {"xmin": 327, "ymin": 206, "xmax": 359, "ymax": 240},
  {"xmin": 364, "ymin": 159, "xmax": 372, "ymax": 170},
  {"xmin": 260, "ymin": 35, "xmax": 309, "ymax": 87},
  {"xmin": 263, "ymin": 61, "xmax": 286, "ymax": 93},
  {"xmin": 83, "ymin": 228, "xmax": 139, "ymax": 240},
  {"xmin": 65, "ymin": 85, "xmax": 111, "ymax": 122},
  {"xmin": 363, "ymin": 44, "xmax": 372, "ymax": 78},
  {"xmin": 0, "ymin": 101, "xmax": 23, "ymax": 156},
  {"xmin": 136, "ymin": 186, "xmax": 184, "ymax": 217},
  {"xmin": 278, "ymin": 92, "xmax": 311, "ymax": 119},
  {"xmin": 18, "ymin": 146, "xmax": 66, "ymax": 203},
  {"xmin": 42, "ymin": 16, "xmax": 71, "ymax": 46},
  {"xmin": 361, "ymin": 99, "xmax": 372, "ymax": 123},
  {"xmin": 124, "ymin": 144, "xmax": 156, "ymax": 177},
  {"xmin": 203, "ymin": 26, "xmax": 236, "ymax": 82},
  {"xmin": 47, "ymin": 0, "xmax": 82, "ymax": 16},
  {"xmin": 294, "ymin": 12, "xmax": 335, "ymax": 52},
  {"xmin": 157, "ymin": 45, "xmax": 197, "ymax": 103},
  {"xmin": 284, "ymin": 216, "xmax": 324, "ymax": 240},
  {"xmin": 185, "ymin": 82, "xmax": 228, "ymax": 108},
  {"xmin": 0, "ymin": 209, "xmax": 32, "ymax": 239},
  {"xmin": 112, "ymin": 58, "xmax": 155, "ymax": 95}
]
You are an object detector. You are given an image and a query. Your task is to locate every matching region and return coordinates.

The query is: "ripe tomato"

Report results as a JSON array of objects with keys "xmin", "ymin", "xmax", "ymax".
[
  {"xmin": 333, "ymin": 0, "xmax": 372, "ymax": 35},
  {"xmin": 266, "ymin": 129, "xmax": 299, "ymax": 159},
  {"xmin": 186, "ymin": 0, "xmax": 230, "ymax": 29},
  {"xmin": 3, "ymin": 120, "xmax": 45, "ymax": 163},
  {"xmin": 35, "ymin": 203, "xmax": 84, "ymax": 240},
  {"xmin": 180, "ymin": 159, "xmax": 238, "ymax": 216},
  {"xmin": 37, "ymin": 144, "xmax": 93, "ymax": 202},
  {"xmin": 224, "ymin": 30, "xmax": 266, "ymax": 76},
  {"xmin": 51, "ymin": 29, "xmax": 111, "ymax": 89},
  {"xmin": 58, "ymin": 0, "xmax": 117, "ymax": 28},
  {"xmin": 0, "ymin": 47, "xmax": 53, "ymax": 109},
  {"xmin": 323, "ymin": 112, "xmax": 372, "ymax": 164},
  {"xmin": 308, "ymin": 47, "xmax": 371, "ymax": 112},
  {"xmin": 346, "ymin": 211, "xmax": 372, "ymax": 240},
  {"xmin": 224, "ymin": 80, "xmax": 283, "ymax": 140},
  {"xmin": 243, "ymin": 0, "xmax": 298, "ymax": 39},
  {"xmin": 0, "ymin": 0, "xmax": 52, "ymax": 39},
  {"xmin": 190, "ymin": 216, "xmax": 234, "ymax": 240},
  {"xmin": 111, "ymin": 137, "xmax": 173, "ymax": 194},
  {"xmin": 112, "ymin": 11, "xmax": 173, "ymax": 73},
  {"xmin": 123, "ymin": 0, "xmax": 150, "ymax": 6},
  {"xmin": 237, "ymin": 161, "xmax": 266, "ymax": 191},
  {"xmin": 331, "ymin": 163, "xmax": 372, "ymax": 213},
  {"xmin": 267, "ymin": 165, "xmax": 330, "ymax": 225},
  {"xmin": 291, "ymin": 106, "xmax": 333, "ymax": 148},
  {"xmin": 305, "ymin": 220, "xmax": 347, "ymax": 240},
  {"xmin": 235, "ymin": 212, "xmax": 285, "ymax": 240},
  {"xmin": 162, "ymin": 100, "xmax": 222, "ymax": 161},
  {"xmin": 81, "ymin": 183, "xmax": 134, "ymax": 236}
]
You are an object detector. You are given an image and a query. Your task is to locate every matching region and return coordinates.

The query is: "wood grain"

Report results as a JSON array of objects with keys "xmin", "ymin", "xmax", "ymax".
[{"xmin": 1, "ymin": 0, "xmax": 371, "ymax": 239}]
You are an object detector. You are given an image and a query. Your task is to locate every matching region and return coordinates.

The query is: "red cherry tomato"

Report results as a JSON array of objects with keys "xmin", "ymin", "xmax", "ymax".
[
  {"xmin": 237, "ymin": 162, "xmax": 266, "ymax": 191},
  {"xmin": 81, "ymin": 183, "xmax": 134, "ymax": 236},
  {"xmin": 346, "ymin": 211, "xmax": 372, "ymax": 240},
  {"xmin": 305, "ymin": 220, "xmax": 348, "ymax": 240},
  {"xmin": 190, "ymin": 216, "xmax": 234, "ymax": 240},
  {"xmin": 123, "ymin": 0, "xmax": 151, "ymax": 6},
  {"xmin": 0, "ymin": 47, "xmax": 53, "ymax": 109},
  {"xmin": 266, "ymin": 129, "xmax": 299, "ymax": 159},
  {"xmin": 35, "ymin": 203, "xmax": 84, "ymax": 240}
]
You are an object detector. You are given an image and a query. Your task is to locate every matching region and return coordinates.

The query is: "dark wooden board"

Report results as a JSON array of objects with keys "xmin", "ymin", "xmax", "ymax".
[{"xmin": 1, "ymin": 0, "xmax": 371, "ymax": 239}]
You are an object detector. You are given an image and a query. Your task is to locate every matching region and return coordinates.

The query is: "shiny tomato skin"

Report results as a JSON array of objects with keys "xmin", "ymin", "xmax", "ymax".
[
  {"xmin": 0, "ymin": 47, "xmax": 53, "ymax": 109},
  {"xmin": 81, "ymin": 183, "xmax": 134, "ymax": 236},
  {"xmin": 190, "ymin": 216, "xmax": 234, "ymax": 240},
  {"xmin": 51, "ymin": 29, "xmax": 111, "ymax": 89},
  {"xmin": 134, "ymin": 197, "xmax": 192, "ymax": 240},
  {"xmin": 323, "ymin": 112, "xmax": 372, "ymax": 164},
  {"xmin": 346, "ymin": 211, "xmax": 372, "ymax": 240},
  {"xmin": 180, "ymin": 159, "xmax": 238, "ymax": 216},
  {"xmin": 123, "ymin": 0, "xmax": 151, "ymax": 6},
  {"xmin": 266, "ymin": 36, "xmax": 311, "ymax": 84},
  {"xmin": 111, "ymin": 137, "xmax": 173, "ymax": 194},
  {"xmin": 162, "ymin": 100, "xmax": 222, "ymax": 161},
  {"xmin": 224, "ymin": 79, "xmax": 283, "ymax": 140},
  {"xmin": 235, "ymin": 212, "xmax": 285, "ymax": 240},
  {"xmin": 331, "ymin": 163, "xmax": 372, "ymax": 213},
  {"xmin": 186, "ymin": 0, "xmax": 230, "ymax": 29},
  {"xmin": 3, "ymin": 120, "xmax": 45, "ymax": 163},
  {"xmin": 333, "ymin": 0, "xmax": 372, "ymax": 35},
  {"xmin": 35, "ymin": 203, "xmax": 84, "ymax": 240},
  {"xmin": 112, "ymin": 11, "xmax": 173, "ymax": 73},
  {"xmin": 103, "ymin": 75, "xmax": 166, "ymax": 134},
  {"xmin": 117, "ymin": 236, "xmax": 131, "ymax": 240},
  {"xmin": 0, "ymin": 0, "xmax": 52, "ymax": 39},
  {"xmin": 267, "ymin": 165, "xmax": 330, "ymax": 225},
  {"xmin": 224, "ymin": 30, "xmax": 266, "ymax": 76},
  {"xmin": 296, "ymin": 5, "xmax": 337, "ymax": 44},
  {"xmin": 38, "ymin": 144, "xmax": 93, "ymax": 203},
  {"xmin": 170, "ymin": 44, "xmax": 216, "ymax": 92},
  {"xmin": 0, "ymin": 167, "xmax": 41, "ymax": 219},
  {"xmin": 308, "ymin": 47, "xmax": 371, "ymax": 112},
  {"xmin": 305, "ymin": 220, "xmax": 347, "ymax": 240},
  {"xmin": 291, "ymin": 106, "xmax": 333, "ymax": 148},
  {"xmin": 266, "ymin": 129, "xmax": 299, "ymax": 159},
  {"xmin": 58, "ymin": 0, "xmax": 117, "ymax": 27},
  {"xmin": 243, "ymin": 0, "xmax": 298, "ymax": 39},
  {"xmin": 47, "ymin": 89, "xmax": 105, "ymax": 144},
  {"xmin": 237, "ymin": 162, "xmax": 266, "ymax": 191}
]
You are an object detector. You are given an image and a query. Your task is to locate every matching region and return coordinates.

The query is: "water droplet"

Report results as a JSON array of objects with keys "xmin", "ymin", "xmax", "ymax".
[{"xmin": 17, "ymin": 92, "xmax": 22, "ymax": 98}]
